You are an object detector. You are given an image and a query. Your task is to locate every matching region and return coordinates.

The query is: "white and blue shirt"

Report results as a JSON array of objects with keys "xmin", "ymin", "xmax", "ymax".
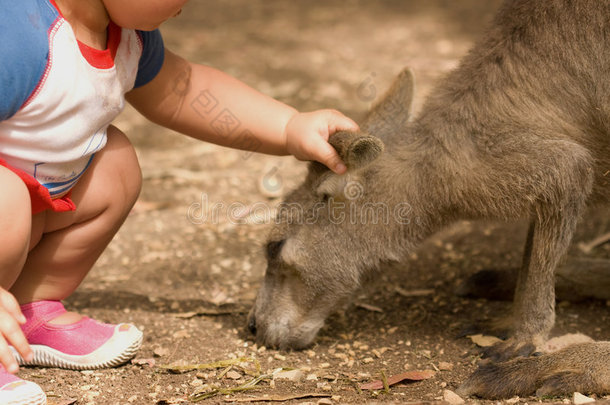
[{"xmin": 0, "ymin": 0, "xmax": 164, "ymax": 197}]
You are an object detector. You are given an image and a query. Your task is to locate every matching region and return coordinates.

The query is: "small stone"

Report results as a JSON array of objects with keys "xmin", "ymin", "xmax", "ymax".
[
  {"xmin": 153, "ymin": 347, "xmax": 170, "ymax": 357},
  {"xmin": 443, "ymin": 389, "xmax": 465, "ymax": 405},
  {"xmin": 274, "ymin": 353, "xmax": 287, "ymax": 361},
  {"xmin": 573, "ymin": 392, "xmax": 595, "ymax": 404},
  {"xmin": 172, "ymin": 330, "xmax": 191, "ymax": 339},
  {"xmin": 317, "ymin": 399, "xmax": 333, "ymax": 405},
  {"xmin": 362, "ymin": 357, "xmax": 374, "ymax": 364},
  {"xmin": 274, "ymin": 369, "xmax": 304, "ymax": 382},
  {"xmin": 226, "ymin": 370, "xmax": 242, "ymax": 380},
  {"xmin": 306, "ymin": 373, "xmax": 318, "ymax": 381},
  {"xmin": 438, "ymin": 361, "xmax": 454, "ymax": 371},
  {"xmin": 506, "ymin": 396, "xmax": 520, "ymax": 404},
  {"xmin": 319, "ymin": 362, "xmax": 331, "ymax": 368}
]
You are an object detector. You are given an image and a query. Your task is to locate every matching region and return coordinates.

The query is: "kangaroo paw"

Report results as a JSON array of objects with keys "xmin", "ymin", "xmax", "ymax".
[
  {"xmin": 536, "ymin": 371, "xmax": 596, "ymax": 397},
  {"xmin": 460, "ymin": 342, "xmax": 610, "ymax": 399},
  {"xmin": 457, "ymin": 357, "xmax": 539, "ymax": 399}
]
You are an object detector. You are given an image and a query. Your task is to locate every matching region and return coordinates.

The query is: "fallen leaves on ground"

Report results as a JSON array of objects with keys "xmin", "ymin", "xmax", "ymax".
[{"xmin": 359, "ymin": 369, "xmax": 436, "ymax": 390}]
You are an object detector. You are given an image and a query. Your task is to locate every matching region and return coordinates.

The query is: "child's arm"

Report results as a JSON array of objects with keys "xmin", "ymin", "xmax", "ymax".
[{"xmin": 126, "ymin": 50, "xmax": 358, "ymax": 174}]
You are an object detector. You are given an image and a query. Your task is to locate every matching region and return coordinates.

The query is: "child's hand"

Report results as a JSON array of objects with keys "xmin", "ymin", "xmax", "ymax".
[
  {"xmin": 0, "ymin": 289, "xmax": 32, "ymax": 373},
  {"xmin": 284, "ymin": 110, "xmax": 359, "ymax": 174}
]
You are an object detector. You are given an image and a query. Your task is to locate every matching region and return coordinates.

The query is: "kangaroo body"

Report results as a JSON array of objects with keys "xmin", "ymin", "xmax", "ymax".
[{"xmin": 249, "ymin": 0, "xmax": 610, "ymax": 397}]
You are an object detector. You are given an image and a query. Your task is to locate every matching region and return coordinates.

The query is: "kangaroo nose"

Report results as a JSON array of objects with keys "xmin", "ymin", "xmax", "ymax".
[{"xmin": 247, "ymin": 315, "xmax": 257, "ymax": 335}]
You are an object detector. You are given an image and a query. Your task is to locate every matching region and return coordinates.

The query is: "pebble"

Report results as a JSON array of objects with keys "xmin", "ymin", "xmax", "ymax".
[
  {"xmin": 274, "ymin": 369, "xmax": 304, "ymax": 382},
  {"xmin": 443, "ymin": 389, "xmax": 465, "ymax": 405},
  {"xmin": 438, "ymin": 361, "xmax": 454, "ymax": 371},
  {"xmin": 573, "ymin": 392, "xmax": 595, "ymax": 404},
  {"xmin": 226, "ymin": 370, "xmax": 242, "ymax": 380}
]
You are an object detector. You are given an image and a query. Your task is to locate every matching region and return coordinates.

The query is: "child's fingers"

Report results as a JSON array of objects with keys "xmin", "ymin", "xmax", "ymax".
[
  {"xmin": 0, "ymin": 290, "xmax": 26, "ymax": 324},
  {"xmin": 0, "ymin": 311, "xmax": 32, "ymax": 364},
  {"xmin": 0, "ymin": 338, "xmax": 19, "ymax": 373},
  {"xmin": 325, "ymin": 109, "xmax": 359, "ymax": 134},
  {"xmin": 0, "ymin": 291, "xmax": 32, "ymax": 365},
  {"xmin": 313, "ymin": 137, "xmax": 347, "ymax": 174}
]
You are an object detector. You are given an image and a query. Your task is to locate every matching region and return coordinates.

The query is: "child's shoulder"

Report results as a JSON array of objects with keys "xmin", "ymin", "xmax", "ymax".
[{"xmin": 0, "ymin": 0, "xmax": 59, "ymax": 120}]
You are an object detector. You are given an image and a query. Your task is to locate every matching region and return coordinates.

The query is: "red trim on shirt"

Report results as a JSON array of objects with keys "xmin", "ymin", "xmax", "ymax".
[
  {"xmin": 76, "ymin": 22, "xmax": 121, "ymax": 69},
  {"xmin": 48, "ymin": 0, "xmax": 121, "ymax": 69}
]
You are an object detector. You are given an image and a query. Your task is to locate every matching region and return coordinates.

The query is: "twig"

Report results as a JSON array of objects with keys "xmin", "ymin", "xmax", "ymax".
[
  {"xmin": 380, "ymin": 369, "xmax": 390, "ymax": 394},
  {"xmin": 190, "ymin": 368, "xmax": 283, "ymax": 402},
  {"xmin": 160, "ymin": 357, "xmax": 255, "ymax": 373},
  {"xmin": 578, "ymin": 232, "xmax": 610, "ymax": 254},
  {"xmin": 223, "ymin": 393, "xmax": 332, "ymax": 403}
]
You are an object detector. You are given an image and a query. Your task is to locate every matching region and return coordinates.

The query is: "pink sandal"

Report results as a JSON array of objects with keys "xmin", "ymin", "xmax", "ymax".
[
  {"xmin": 0, "ymin": 366, "xmax": 46, "ymax": 405},
  {"xmin": 12, "ymin": 301, "xmax": 142, "ymax": 370}
]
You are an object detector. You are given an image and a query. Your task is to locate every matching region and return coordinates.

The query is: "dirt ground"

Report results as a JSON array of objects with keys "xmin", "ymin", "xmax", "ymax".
[{"xmin": 22, "ymin": 1, "xmax": 610, "ymax": 404}]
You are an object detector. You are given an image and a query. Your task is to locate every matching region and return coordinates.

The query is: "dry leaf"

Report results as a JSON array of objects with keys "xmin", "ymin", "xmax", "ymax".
[
  {"xmin": 359, "ymin": 369, "xmax": 436, "ymax": 390},
  {"xmin": 467, "ymin": 334, "xmax": 502, "ymax": 347}
]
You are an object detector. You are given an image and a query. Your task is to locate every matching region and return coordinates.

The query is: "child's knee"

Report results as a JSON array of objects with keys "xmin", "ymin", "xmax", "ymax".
[
  {"xmin": 0, "ymin": 167, "xmax": 32, "ymax": 281},
  {"xmin": 106, "ymin": 126, "xmax": 142, "ymax": 212}
]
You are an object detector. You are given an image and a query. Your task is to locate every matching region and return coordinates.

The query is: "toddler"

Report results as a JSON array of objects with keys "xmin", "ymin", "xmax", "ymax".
[{"xmin": 0, "ymin": 0, "xmax": 357, "ymax": 403}]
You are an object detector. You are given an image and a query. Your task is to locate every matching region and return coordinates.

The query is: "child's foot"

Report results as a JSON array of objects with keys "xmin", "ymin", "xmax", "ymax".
[
  {"xmin": 12, "ymin": 301, "xmax": 142, "ymax": 370},
  {"xmin": 0, "ymin": 366, "xmax": 46, "ymax": 405}
]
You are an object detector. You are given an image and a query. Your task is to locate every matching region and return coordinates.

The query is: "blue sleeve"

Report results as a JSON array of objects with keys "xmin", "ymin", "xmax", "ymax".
[
  {"xmin": 0, "ymin": 0, "xmax": 57, "ymax": 121},
  {"xmin": 134, "ymin": 29, "xmax": 165, "ymax": 88}
]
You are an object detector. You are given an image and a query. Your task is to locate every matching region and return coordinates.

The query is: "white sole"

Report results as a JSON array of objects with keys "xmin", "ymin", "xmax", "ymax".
[
  {"xmin": 12, "ymin": 325, "xmax": 142, "ymax": 370},
  {"xmin": 0, "ymin": 381, "xmax": 46, "ymax": 405}
]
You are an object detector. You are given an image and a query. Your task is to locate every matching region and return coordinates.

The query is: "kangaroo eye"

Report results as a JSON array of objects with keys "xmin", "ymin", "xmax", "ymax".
[{"xmin": 265, "ymin": 239, "xmax": 285, "ymax": 260}]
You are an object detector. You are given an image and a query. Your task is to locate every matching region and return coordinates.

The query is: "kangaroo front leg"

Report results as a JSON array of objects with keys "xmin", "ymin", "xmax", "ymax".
[
  {"xmin": 485, "ymin": 203, "xmax": 588, "ymax": 361},
  {"xmin": 485, "ymin": 138, "xmax": 595, "ymax": 361}
]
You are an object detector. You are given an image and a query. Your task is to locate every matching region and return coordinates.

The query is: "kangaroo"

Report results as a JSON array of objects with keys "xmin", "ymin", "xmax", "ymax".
[{"xmin": 248, "ymin": 0, "xmax": 610, "ymax": 397}]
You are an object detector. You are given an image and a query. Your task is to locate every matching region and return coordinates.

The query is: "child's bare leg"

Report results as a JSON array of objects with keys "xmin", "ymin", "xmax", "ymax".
[
  {"xmin": 0, "ymin": 167, "xmax": 32, "ymax": 289},
  {"xmin": 9, "ymin": 125, "xmax": 142, "ymax": 323}
]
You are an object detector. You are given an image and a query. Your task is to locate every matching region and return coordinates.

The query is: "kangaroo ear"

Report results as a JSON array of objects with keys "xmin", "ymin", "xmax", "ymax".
[
  {"xmin": 363, "ymin": 67, "xmax": 415, "ymax": 132},
  {"xmin": 328, "ymin": 130, "xmax": 384, "ymax": 170}
]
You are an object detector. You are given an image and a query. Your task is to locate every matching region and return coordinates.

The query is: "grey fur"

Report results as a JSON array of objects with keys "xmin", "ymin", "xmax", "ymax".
[{"xmin": 248, "ymin": 0, "xmax": 609, "ymax": 397}]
